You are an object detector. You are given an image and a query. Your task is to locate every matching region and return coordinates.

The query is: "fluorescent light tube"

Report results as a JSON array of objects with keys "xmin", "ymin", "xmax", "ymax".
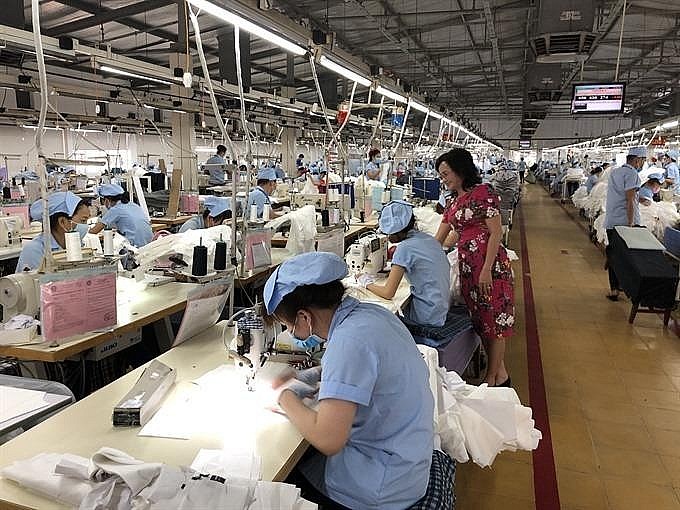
[
  {"xmin": 319, "ymin": 56, "xmax": 371, "ymax": 87},
  {"xmin": 187, "ymin": 0, "xmax": 307, "ymax": 56},
  {"xmin": 375, "ymin": 85, "xmax": 407, "ymax": 104},
  {"xmin": 100, "ymin": 65, "xmax": 173, "ymax": 86},
  {"xmin": 662, "ymin": 120, "xmax": 679, "ymax": 129},
  {"xmin": 408, "ymin": 99, "xmax": 428, "ymax": 113},
  {"xmin": 429, "ymin": 111, "xmax": 443, "ymax": 120}
]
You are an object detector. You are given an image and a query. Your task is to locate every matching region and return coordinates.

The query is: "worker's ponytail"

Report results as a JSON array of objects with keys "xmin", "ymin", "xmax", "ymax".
[{"xmin": 121, "ymin": 191, "xmax": 130, "ymax": 204}]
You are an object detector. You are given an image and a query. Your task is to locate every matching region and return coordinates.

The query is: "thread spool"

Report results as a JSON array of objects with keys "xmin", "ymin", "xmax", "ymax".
[
  {"xmin": 103, "ymin": 229, "xmax": 114, "ymax": 256},
  {"xmin": 65, "ymin": 231, "xmax": 83, "ymax": 262},
  {"xmin": 321, "ymin": 209, "xmax": 330, "ymax": 227},
  {"xmin": 263, "ymin": 204, "xmax": 271, "ymax": 221},
  {"xmin": 249, "ymin": 205, "xmax": 258, "ymax": 222},
  {"xmin": 192, "ymin": 237, "xmax": 208, "ymax": 276},
  {"xmin": 381, "ymin": 190, "xmax": 390, "ymax": 203},
  {"xmin": 214, "ymin": 234, "xmax": 227, "ymax": 271}
]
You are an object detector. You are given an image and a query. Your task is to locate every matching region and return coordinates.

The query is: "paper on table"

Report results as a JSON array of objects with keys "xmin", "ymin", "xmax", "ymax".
[
  {"xmin": 138, "ymin": 385, "xmax": 195, "ymax": 440},
  {"xmin": 190, "ymin": 449, "xmax": 262, "ymax": 480},
  {"xmin": 0, "ymin": 386, "xmax": 50, "ymax": 425}
]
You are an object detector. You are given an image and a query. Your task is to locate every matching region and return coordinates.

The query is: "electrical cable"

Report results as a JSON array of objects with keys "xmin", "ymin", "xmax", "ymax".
[
  {"xmin": 187, "ymin": 4, "xmax": 238, "ymax": 164},
  {"xmin": 31, "ymin": 0, "xmax": 53, "ymax": 273},
  {"xmin": 233, "ymin": 26, "xmax": 254, "ymax": 164}
]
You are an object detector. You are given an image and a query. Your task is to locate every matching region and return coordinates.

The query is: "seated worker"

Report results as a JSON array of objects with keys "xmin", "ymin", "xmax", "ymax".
[
  {"xmin": 178, "ymin": 196, "xmax": 232, "ymax": 233},
  {"xmin": 204, "ymin": 144, "xmax": 228, "ymax": 186},
  {"xmin": 274, "ymin": 162, "xmax": 286, "ymax": 180},
  {"xmin": 585, "ymin": 166, "xmax": 603, "ymax": 193},
  {"xmin": 247, "ymin": 168, "xmax": 280, "ymax": 219},
  {"xmin": 664, "ymin": 150, "xmax": 680, "ymax": 193},
  {"xmin": 16, "ymin": 191, "xmax": 90, "ymax": 272},
  {"xmin": 639, "ymin": 173, "xmax": 663, "ymax": 205},
  {"xmin": 362, "ymin": 200, "xmax": 450, "ymax": 329},
  {"xmin": 365, "ymin": 148, "xmax": 382, "ymax": 180},
  {"xmin": 89, "ymin": 183, "xmax": 153, "ymax": 248},
  {"xmin": 296, "ymin": 153, "xmax": 304, "ymax": 169},
  {"xmin": 264, "ymin": 252, "xmax": 434, "ymax": 509}
]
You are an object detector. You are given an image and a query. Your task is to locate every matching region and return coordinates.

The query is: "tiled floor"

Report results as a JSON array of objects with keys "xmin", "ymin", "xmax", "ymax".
[{"xmin": 455, "ymin": 184, "xmax": 680, "ymax": 510}]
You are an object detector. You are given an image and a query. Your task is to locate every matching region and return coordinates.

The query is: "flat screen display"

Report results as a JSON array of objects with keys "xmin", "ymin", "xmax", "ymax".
[
  {"xmin": 571, "ymin": 83, "xmax": 625, "ymax": 114},
  {"xmin": 519, "ymin": 140, "xmax": 531, "ymax": 149}
]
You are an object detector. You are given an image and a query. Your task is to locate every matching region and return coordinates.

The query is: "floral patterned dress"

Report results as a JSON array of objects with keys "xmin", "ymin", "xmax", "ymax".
[{"xmin": 444, "ymin": 184, "xmax": 515, "ymax": 342}]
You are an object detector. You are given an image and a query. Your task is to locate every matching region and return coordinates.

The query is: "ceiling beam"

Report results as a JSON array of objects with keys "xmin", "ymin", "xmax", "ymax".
[
  {"xmin": 44, "ymin": 0, "xmax": 175, "ymax": 37},
  {"xmin": 453, "ymin": 0, "xmax": 492, "ymax": 89}
]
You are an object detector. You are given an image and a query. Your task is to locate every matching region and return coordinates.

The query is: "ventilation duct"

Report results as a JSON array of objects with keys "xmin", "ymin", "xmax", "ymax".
[
  {"xmin": 527, "ymin": 63, "xmax": 563, "ymax": 104},
  {"xmin": 531, "ymin": 0, "xmax": 596, "ymax": 63}
]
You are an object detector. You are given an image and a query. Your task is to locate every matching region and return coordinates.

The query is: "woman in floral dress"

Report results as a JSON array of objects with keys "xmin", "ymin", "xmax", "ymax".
[{"xmin": 435, "ymin": 148, "xmax": 515, "ymax": 387}]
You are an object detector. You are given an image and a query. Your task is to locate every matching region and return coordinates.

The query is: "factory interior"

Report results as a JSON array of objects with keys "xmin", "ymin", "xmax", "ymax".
[{"xmin": 1, "ymin": 0, "xmax": 680, "ymax": 508}]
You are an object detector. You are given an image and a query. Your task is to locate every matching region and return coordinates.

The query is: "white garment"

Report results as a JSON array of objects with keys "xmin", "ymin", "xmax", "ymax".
[
  {"xmin": 2, "ymin": 448, "xmax": 317, "ymax": 510},
  {"xmin": 416, "ymin": 345, "xmax": 542, "ymax": 468}
]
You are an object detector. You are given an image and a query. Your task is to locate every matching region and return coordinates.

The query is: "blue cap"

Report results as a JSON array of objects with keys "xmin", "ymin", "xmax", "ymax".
[
  {"xmin": 264, "ymin": 252, "xmax": 348, "ymax": 314},
  {"xmin": 97, "ymin": 183, "xmax": 125, "ymax": 197},
  {"xmin": 645, "ymin": 172, "xmax": 664, "ymax": 183},
  {"xmin": 207, "ymin": 197, "xmax": 231, "ymax": 218},
  {"xmin": 257, "ymin": 168, "xmax": 277, "ymax": 181},
  {"xmin": 627, "ymin": 146, "xmax": 647, "ymax": 158},
  {"xmin": 30, "ymin": 191, "xmax": 82, "ymax": 221},
  {"xmin": 379, "ymin": 200, "xmax": 414, "ymax": 234}
]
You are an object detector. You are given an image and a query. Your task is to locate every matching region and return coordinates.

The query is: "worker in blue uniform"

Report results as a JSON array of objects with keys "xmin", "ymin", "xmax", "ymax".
[
  {"xmin": 639, "ymin": 173, "xmax": 663, "ymax": 205},
  {"xmin": 585, "ymin": 166, "xmax": 603, "ymax": 193},
  {"xmin": 264, "ymin": 252, "xmax": 434, "ymax": 509},
  {"xmin": 247, "ymin": 168, "xmax": 280, "ymax": 219},
  {"xmin": 604, "ymin": 146, "xmax": 645, "ymax": 301},
  {"xmin": 178, "ymin": 196, "xmax": 233, "ymax": 233},
  {"xmin": 16, "ymin": 191, "xmax": 90, "ymax": 272},
  {"xmin": 89, "ymin": 183, "xmax": 153, "ymax": 247},
  {"xmin": 365, "ymin": 148, "xmax": 382, "ymax": 180},
  {"xmin": 204, "ymin": 145, "xmax": 229, "ymax": 186},
  {"xmin": 363, "ymin": 200, "xmax": 451, "ymax": 328},
  {"xmin": 663, "ymin": 150, "xmax": 680, "ymax": 193}
]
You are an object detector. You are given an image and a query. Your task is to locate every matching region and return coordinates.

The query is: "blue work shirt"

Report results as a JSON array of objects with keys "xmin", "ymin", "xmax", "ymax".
[
  {"xmin": 639, "ymin": 185, "xmax": 654, "ymax": 204},
  {"xmin": 247, "ymin": 186, "xmax": 270, "ymax": 218},
  {"xmin": 315, "ymin": 297, "xmax": 434, "ymax": 509},
  {"xmin": 392, "ymin": 230, "xmax": 450, "ymax": 327},
  {"xmin": 274, "ymin": 167, "xmax": 285, "ymax": 179},
  {"xmin": 205, "ymin": 155, "xmax": 226, "ymax": 185},
  {"xmin": 178, "ymin": 215, "xmax": 205, "ymax": 233},
  {"xmin": 16, "ymin": 234, "xmax": 60, "ymax": 273},
  {"xmin": 604, "ymin": 163, "xmax": 641, "ymax": 229},
  {"xmin": 585, "ymin": 173, "xmax": 599, "ymax": 193},
  {"xmin": 101, "ymin": 202, "xmax": 153, "ymax": 247},
  {"xmin": 664, "ymin": 162, "xmax": 680, "ymax": 193},
  {"xmin": 365, "ymin": 161, "xmax": 381, "ymax": 180}
]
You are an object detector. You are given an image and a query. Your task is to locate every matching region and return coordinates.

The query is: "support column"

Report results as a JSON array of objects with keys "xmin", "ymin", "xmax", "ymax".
[
  {"xmin": 318, "ymin": 72, "xmax": 339, "ymax": 110},
  {"xmin": 281, "ymin": 85, "xmax": 297, "ymax": 177},
  {"xmin": 169, "ymin": 53, "xmax": 197, "ymax": 190}
]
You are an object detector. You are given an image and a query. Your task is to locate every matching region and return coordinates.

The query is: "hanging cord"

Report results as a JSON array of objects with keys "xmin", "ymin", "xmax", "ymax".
[
  {"xmin": 328, "ymin": 81, "xmax": 358, "ymax": 160},
  {"xmin": 393, "ymin": 102, "xmax": 411, "ymax": 154},
  {"xmin": 308, "ymin": 55, "xmax": 340, "ymax": 153},
  {"xmin": 614, "ymin": 0, "xmax": 627, "ymax": 81},
  {"xmin": 187, "ymin": 4, "xmax": 238, "ymax": 163},
  {"xmin": 31, "ymin": 0, "xmax": 53, "ymax": 272},
  {"xmin": 415, "ymin": 110, "xmax": 430, "ymax": 149},
  {"xmin": 366, "ymin": 95, "xmax": 386, "ymax": 152}
]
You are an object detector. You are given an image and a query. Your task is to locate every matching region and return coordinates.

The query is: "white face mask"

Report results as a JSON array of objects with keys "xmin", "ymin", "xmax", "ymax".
[{"xmin": 74, "ymin": 223, "xmax": 89, "ymax": 240}]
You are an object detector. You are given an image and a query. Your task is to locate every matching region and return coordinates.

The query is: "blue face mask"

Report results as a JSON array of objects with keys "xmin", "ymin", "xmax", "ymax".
[
  {"xmin": 291, "ymin": 316, "xmax": 323, "ymax": 351},
  {"xmin": 74, "ymin": 223, "xmax": 90, "ymax": 240}
]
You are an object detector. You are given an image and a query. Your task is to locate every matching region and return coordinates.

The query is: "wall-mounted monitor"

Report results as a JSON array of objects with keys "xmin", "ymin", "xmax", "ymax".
[
  {"xmin": 571, "ymin": 83, "xmax": 625, "ymax": 114},
  {"xmin": 519, "ymin": 140, "xmax": 532, "ymax": 149}
]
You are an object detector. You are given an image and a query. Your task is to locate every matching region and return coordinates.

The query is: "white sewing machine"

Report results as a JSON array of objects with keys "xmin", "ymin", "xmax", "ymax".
[
  {"xmin": 345, "ymin": 233, "xmax": 388, "ymax": 275},
  {"xmin": 0, "ymin": 272, "xmax": 40, "ymax": 321},
  {"xmin": 290, "ymin": 192, "xmax": 326, "ymax": 210},
  {"xmin": 0, "ymin": 216, "xmax": 24, "ymax": 248},
  {"xmin": 226, "ymin": 305, "xmax": 281, "ymax": 391}
]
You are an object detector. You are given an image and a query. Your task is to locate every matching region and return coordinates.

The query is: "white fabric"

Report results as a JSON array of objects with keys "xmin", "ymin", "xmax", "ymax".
[
  {"xmin": 447, "ymin": 249, "xmax": 463, "ymax": 304},
  {"xmin": 416, "ymin": 345, "xmax": 542, "ymax": 468},
  {"xmin": 265, "ymin": 205, "xmax": 317, "ymax": 255},
  {"xmin": 1, "ymin": 448, "xmax": 317, "ymax": 510}
]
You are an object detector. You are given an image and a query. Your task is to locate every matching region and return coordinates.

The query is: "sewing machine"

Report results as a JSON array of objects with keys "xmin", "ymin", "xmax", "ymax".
[
  {"xmin": 226, "ymin": 305, "xmax": 280, "ymax": 391},
  {"xmin": 290, "ymin": 192, "xmax": 326, "ymax": 210},
  {"xmin": 345, "ymin": 233, "xmax": 388, "ymax": 275},
  {"xmin": 0, "ymin": 272, "xmax": 40, "ymax": 321},
  {"xmin": 0, "ymin": 216, "xmax": 24, "ymax": 248}
]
